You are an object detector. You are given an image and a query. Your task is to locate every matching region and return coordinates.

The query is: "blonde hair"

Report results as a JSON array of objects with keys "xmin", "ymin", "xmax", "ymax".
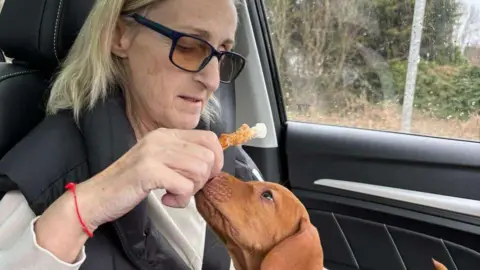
[{"xmin": 47, "ymin": 0, "xmax": 237, "ymax": 123}]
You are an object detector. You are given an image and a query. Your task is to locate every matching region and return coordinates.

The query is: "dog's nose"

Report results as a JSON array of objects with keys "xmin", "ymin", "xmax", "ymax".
[{"xmin": 204, "ymin": 175, "xmax": 233, "ymax": 203}]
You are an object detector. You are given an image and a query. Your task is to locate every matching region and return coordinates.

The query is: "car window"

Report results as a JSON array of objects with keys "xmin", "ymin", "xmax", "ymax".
[{"xmin": 264, "ymin": 0, "xmax": 480, "ymax": 142}]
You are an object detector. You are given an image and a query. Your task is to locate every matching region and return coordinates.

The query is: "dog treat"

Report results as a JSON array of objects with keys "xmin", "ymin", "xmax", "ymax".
[{"xmin": 219, "ymin": 123, "xmax": 267, "ymax": 150}]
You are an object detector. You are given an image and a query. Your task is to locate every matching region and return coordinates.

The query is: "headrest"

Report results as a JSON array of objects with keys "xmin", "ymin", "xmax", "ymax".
[{"xmin": 0, "ymin": 0, "xmax": 95, "ymax": 71}]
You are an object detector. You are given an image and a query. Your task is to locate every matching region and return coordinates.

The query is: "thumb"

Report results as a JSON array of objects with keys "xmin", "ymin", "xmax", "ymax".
[{"xmin": 161, "ymin": 192, "xmax": 191, "ymax": 208}]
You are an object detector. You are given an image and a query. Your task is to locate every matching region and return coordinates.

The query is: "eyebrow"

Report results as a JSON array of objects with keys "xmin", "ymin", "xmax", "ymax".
[{"xmin": 180, "ymin": 26, "xmax": 235, "ymax": 47}]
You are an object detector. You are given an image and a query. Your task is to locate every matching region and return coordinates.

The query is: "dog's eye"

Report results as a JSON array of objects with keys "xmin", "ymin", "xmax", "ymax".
[{"xmin": 261, "ymin": 190, "xmax": 274, "ymax": 201}]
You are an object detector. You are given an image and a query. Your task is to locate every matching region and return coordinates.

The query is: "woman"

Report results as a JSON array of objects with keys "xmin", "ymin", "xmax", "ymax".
[{"xmin": 0, "ymin": 0, "xmax": 258, "ymax": 269}]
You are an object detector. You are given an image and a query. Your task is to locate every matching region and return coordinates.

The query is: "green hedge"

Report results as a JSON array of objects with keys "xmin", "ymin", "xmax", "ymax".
[{"xmin": 388, "ymin": 60, "xmax": 480, "ymax": 120}]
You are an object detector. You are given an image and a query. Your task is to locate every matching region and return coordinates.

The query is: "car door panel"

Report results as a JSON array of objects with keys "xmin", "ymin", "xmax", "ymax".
[
  {"xmin": 314, "ymin": 179, "xmax": 480, "ymax": 217},
  {"xmin": 284, "ymin": 121, "xmax": 480, "ymax": 268},
  {"xmin": 286, "ymin": 121, "xmax": 480, "ymax": 201},
  {"xmin": 313, "ymin": 210, "xmax": 480, "ymax": 270}
]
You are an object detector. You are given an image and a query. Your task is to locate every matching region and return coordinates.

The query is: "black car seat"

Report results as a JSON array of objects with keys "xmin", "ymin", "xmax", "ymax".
[{"xmin": 0, "ymin": 0, "xmax": 94, "ymax": 158}]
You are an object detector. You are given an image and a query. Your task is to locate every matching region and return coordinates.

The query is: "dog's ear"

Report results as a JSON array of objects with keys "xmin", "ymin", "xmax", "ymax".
[
  {"xmin": 432, "ymin": 259, "xmax": 448, "ymax": 270},
  {"xmin": 261, "ymin": 218, "xmax": 324, "ymax": 270}
]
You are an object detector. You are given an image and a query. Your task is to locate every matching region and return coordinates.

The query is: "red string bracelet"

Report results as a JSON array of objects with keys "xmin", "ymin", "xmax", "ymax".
[{"xmin": 65, "ymin": 182, "xmax": 94, "ymax": 238}]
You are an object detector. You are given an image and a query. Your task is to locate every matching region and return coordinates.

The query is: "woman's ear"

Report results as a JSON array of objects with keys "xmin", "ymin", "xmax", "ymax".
[
  {"xmin": 261, "ymin": 218, "xmax": 324, "ymax": 270},
  {"xmin": 111, "ymin": 19, "xmax": 133, "ymax": 58}
]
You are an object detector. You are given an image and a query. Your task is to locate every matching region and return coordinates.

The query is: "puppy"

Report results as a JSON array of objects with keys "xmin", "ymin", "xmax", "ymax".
[
  {"xmin": 195, "ymin": 172, "xmax": 451, "ymax": 270},
  {"xmin": 195, "ymin": 172, "xmax": 324, "ymax": 270}
]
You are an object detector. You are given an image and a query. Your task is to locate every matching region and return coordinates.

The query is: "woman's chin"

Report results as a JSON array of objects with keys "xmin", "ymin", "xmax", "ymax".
[{"xmin": 173, "ymin": 114, "xmax": 202, "ymax": 130}]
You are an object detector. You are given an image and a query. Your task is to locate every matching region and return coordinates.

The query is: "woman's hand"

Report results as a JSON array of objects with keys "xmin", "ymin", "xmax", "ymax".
[
  {"xmin": 85, "ymin": 128, "xmax": 224, "ymax": 228},
  {"xmin": 34, "ymin": 128, "xmax": 223, "ymax": 263}
]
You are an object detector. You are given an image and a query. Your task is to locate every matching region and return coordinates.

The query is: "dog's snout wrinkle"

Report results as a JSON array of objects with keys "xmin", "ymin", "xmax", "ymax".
[{"xmin": 204, "ymin": 177, "xmax": 232, "ymax": 203}]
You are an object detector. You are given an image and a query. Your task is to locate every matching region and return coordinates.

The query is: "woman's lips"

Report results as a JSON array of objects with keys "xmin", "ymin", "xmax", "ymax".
[
  {"xmin": 179, "ymin": 95, "xmax": 202, "ymax": 103},
  {"xmin": 178, "ymin": 95, "xmax": 203, "ymax": 112}
]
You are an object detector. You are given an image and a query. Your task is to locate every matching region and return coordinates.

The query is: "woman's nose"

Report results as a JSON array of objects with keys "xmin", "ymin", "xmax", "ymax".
[{"xmin": 194, "ymin": 57, "xmax": 221, "ymax": 92}]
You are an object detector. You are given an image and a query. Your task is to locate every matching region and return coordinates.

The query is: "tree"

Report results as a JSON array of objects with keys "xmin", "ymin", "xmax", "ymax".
[{"xmin": 265, "ymin": 0, "xmax": 466, "ymax": 115}]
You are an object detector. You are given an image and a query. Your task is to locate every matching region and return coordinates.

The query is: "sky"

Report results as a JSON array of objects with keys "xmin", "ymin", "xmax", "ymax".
[
  {"xmin": 456, "ymin": 0, "xmax": 480, "ymax": 47},
  {"xmin": 461, "ymin": 0, "xmax": 480, "ymax": 6}
]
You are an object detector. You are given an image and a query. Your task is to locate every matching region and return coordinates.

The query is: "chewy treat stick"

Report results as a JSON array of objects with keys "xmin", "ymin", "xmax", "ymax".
[{"xmin": 219, "ymin": 123, "xmax": 267, "ymax": 150}]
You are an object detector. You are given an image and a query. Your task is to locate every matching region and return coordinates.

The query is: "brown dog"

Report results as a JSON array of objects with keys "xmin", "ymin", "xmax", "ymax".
[
  {"xmin": 195, "ymin": 172, "xmax": 450, "ymax": 270},
  {"xmin": 195, "ymin": 172, "xmax": 324, "ymax": 270}
]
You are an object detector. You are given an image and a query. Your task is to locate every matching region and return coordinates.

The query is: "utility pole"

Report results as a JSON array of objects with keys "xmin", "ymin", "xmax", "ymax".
[{"xmin": 401, "ymin": 0, "xmax": 427, "ymax": 132}]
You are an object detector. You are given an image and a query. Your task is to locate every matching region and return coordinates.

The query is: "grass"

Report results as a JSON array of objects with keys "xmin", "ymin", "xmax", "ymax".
[{"xmin": 287, "ymin": 99, "xmax": 480, "ymax": 142}]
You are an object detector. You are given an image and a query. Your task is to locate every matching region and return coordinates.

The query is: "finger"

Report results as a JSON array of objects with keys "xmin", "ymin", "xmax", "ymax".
[
  {"xmin": 172, "ymin": 140, "xmax": 216, "ymax": 174},
  {"xmin": 152, "ymin": 166, "xmax": 195, "ymax": 208},
  {"xmin": 172, "ymin": 130, "xmax": 224, "ymax": 177},
  {"xmin": 155, "ymin": 164, "xmax": 195, "ymax": 196},
  {"xmin": 161, "ymin": 193, "xmax": 191, "ymax": 208},
  {"xmin": 161, "ymin": 146, "xmax": 212, "ymax": 190}
]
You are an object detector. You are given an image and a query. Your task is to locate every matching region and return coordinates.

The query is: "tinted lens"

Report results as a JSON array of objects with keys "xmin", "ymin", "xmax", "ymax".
[
  {"xmin": 172, "ymin": 36, "xmax": 211, "ymax": 71},
  {"xmin": 219, "ymin": 53, "xmax": 245, "ymax": 83}
]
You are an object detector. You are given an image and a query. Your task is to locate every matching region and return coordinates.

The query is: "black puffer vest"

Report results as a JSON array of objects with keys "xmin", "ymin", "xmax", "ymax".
[{"xmin": 0, "ymin": 94, "xmax": 260, "ymax": 270}]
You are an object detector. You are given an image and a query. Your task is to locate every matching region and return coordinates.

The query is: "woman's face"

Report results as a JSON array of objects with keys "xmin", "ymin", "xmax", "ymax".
[{"xmin": 112, "ymin": 0, "xmax": 238, "ymax": 131}]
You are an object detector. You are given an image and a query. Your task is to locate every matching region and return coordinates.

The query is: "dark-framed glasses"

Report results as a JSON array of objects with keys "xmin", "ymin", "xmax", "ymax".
[{"xmin": 127, "ymin": 13, "xmax": 246, "ymax": 84}]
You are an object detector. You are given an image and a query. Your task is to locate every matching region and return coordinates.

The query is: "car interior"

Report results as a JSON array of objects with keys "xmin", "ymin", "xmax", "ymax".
[{"xmin": 1, "ymin": 0, "xmax": 480, "ymax": 269}]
